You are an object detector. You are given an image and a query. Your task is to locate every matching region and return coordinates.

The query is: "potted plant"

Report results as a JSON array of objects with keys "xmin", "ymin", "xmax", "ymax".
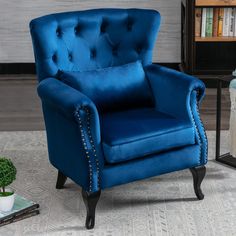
[{"xmin": 0, "ymin": 157, "xmax": 17, "ymax": 212}]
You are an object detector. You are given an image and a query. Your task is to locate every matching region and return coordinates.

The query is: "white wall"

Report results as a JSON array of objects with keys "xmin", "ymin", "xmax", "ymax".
[{"xmin": 0, "ymin": 0, "xmax": 181, "ymax": 63}]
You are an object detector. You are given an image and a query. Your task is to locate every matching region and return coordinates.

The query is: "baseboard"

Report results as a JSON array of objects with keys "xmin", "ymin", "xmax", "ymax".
[
  {"xmin": 158, "ymin": 63, "xmax": 179, "ymax": 70},
  {"xmin": 0, "ymin": 62, "xmax": 179, "ymax": 75},
  {"xmin": 0, "ymin": 63, "xmax": 36, "ymax": 74}
]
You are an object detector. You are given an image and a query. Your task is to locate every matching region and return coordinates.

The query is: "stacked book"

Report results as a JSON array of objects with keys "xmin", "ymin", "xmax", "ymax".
[
  {"xmin": 195, "ymin": 8, "xmax": 236, "ymax": 37},
  {"xmin": 0, "ymin": 194, "xmax": 39, "ymax": 227}
]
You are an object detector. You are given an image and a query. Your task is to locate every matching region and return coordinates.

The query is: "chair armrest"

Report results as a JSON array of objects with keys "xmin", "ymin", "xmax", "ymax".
[
  {"xmin": 144, "ymin": 64, "xmax": 205, "ymax": 120},
  {"xmin": 38, "ymin": 78, "xmax": 97, "ymax": 120},
  {"xmin": 38, "ymin": 78, "xmax": 104, "ymax": 192},
  {"xmin": 145, "ymin": 64, "xmax": 207, "ymax": 165}
]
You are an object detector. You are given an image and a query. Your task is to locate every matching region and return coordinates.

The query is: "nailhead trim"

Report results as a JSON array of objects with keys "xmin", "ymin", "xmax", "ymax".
[
  {"xmin": 74, "ymin": 106, "xmax": 100, "ymax": 192},
  {"xmin": 84, "ymin": 107, "xmax": 100, "ymax": 189},
  {"xmin": 190, "ymin": 90, "xmax": 208, "ymax": 165},
  {"xmin": 196, "ymin": 92, "xmax": 208, "ymax": 163}
]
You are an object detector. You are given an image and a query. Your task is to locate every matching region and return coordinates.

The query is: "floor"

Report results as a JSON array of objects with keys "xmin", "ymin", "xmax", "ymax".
[
  {"xmin": 0, "ymin": 75, "xmax": 44, "ymax": 131},
  {"xmin": 0, "ymin": 131, "xmax": 235, "ymax": 236},
  {"xmin": 0, "ymin": 75, "xmax": 231, "ymax": 131}
]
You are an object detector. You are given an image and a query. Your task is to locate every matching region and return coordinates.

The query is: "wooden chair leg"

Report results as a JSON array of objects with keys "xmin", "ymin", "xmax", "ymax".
[
  {"xmin": 189, "ymin": 166, "xmax": 206, "ymax": 200},
  {"xmin": 82, "ymin": 189, "xmax": 101, "ymax": 229},
  {"xmin": 56, "ymin": 171, "xmax": 67, "ymax": 189}
]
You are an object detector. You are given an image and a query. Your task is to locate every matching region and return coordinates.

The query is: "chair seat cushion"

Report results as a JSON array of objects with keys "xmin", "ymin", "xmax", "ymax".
[{"xmin": 100, "ymin": 108, "xmax": 195, "ymax": 164}]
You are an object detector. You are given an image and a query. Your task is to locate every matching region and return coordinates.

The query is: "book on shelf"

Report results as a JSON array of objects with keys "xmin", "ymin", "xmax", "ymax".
[
  {"xmin": 233, "ymin": 8, "xmax": 236, "ymax": 37},
  {"xmin": 196, "ymin": 7, "xmax": 236, "ymax": 38},
  {"xmin": 195, "ymin": 8, "xmax": 202, "ymax": 37},
  {"xmin": 201, "ymin": 8, "xmax": 207, "ymax": 37},
  {"xmin": 206, "ymin": 8, "xmax": 213, "ymax": 37},
  {"xmin": 229, "ymin": 8, "xmax": 235, "ymax": 36},
  {"xmin": 223, "ymin": 8, "xmax": 230, "ymax": 36},
  {"xmin": 213, "ymin": 8, "xmax": 219, "ymax": 37},
  {"xmin": 0, "ymin": 194, "xmax": 40, "ymax": 227},
  {"xmin": 218, "ymin": 8, "xmax": 224, "ymax": 36}
]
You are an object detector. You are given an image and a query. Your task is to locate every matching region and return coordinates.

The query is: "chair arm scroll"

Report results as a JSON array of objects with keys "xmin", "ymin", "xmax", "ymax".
[{"xmin": 38, "ymin": 78, "xmax": 104, "ymax": 192}]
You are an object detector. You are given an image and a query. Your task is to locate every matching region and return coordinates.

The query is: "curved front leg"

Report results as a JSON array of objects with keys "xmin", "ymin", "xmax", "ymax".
[
  {"xmin": 190, "ymin": 166, "xmax": 206, "ymax": 200},
  {"xmin": 82, "ymin": 189, "xmax": 101, "ymax": 229}
]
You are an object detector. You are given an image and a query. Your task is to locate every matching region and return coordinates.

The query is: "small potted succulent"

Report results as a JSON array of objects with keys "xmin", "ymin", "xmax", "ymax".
[{"xmin": 0, "ymin": 157, "xmax": 17, "ymax": 212}]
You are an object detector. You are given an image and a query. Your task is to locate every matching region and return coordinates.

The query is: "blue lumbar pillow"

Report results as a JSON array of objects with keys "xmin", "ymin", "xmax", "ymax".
[{"xmin": 58, "ymin": 61, "xmax": 153, "ymax": 112}]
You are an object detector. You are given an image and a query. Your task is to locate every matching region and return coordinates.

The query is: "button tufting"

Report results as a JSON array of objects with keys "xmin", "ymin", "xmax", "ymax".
[
  {"xmin": 74, "ymin": 25, "xmax": 80, "ymax": 35},
  {"xmin": 100, "ymin": 20, "xmax": 108, "ymax": 33},
  {"xmin": 68, "ymin": 53, "xmax": 72, "ymax": 61},
  {"xmin": 112, "ymin": 44, "xmax": 119, "ymax": 56},
  {"xmin": 90, "ymin": 49, "xmax": 96, "ymax": 59},
  {"xmin": 112, "ymin": 47, "xmax": 118, "ymax": 56},
  {"xmin": 136, "ymin": 46, "xmax": 142, "ymax": 54},
  {"xmin": 56, "ymin": 27, "xmax": 62, "ymax": 37},
  {"xmin": 126, "ymin": 17, "xmax": 133, "ymax": 31},
  {"xmin": 127, "ymin": 22, "xmax": 133, "ymax": 31},
  {"xmin": 52, "ymin": 54, "xmax": 57, "ymax": 62}
]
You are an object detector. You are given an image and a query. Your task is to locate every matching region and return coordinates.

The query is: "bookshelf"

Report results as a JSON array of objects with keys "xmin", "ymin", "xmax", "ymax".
[
  {"xmin": 196, "ymin": 0, "xmax": 236, "ymax": 7},
  {"xmin": 181, "ymin": 0, "xmax": 236, "ymax": 77},
  {"xmin": 195, "ymin": 36, "xmax": 236, "ymax": 42}
]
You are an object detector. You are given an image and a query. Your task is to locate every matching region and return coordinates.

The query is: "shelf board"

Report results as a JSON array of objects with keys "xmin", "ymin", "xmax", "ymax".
[
  {"xmin": 196, "ymin": 0, "xmax": 236, "ymax": 6},
  {"xmin": 195, "ymin": 36, "xmax": 236, "ymax": 42}
]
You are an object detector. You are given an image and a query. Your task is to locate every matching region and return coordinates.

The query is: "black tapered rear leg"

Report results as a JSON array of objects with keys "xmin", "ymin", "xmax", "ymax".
[
  {"xmin": 56, "ymin": 171, "xmax": 67, "ymax": 189},
  {"xmin": 82, "ymin": 189, "xmax": 101, "ymax": 230},
  {"xmin": 190, "ymin": 166, "xmax": 206, "ymax": 200}
]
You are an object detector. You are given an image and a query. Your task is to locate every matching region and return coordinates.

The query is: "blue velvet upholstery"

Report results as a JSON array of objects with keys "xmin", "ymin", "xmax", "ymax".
[
  {"xmin": 101, "ymin": 108, "xmax": 195, "ymax": 163},
  {"xmin": 101, "ymin": 145, "xmax": 201, "ymax": 189},
  {"xmin": 144, "ymin": 64, "xmax": 208, "ymax": 165},
  {"xmin": 30, "ymin": 9, "xmax": 160, "ymax": 82},
  {"xmin": 59, "ymin": 61, "xmax": 153, "ymax": 112},
  {"xmin": 30, "ymin": 9, "xmax": 208, "ymax": 194}
]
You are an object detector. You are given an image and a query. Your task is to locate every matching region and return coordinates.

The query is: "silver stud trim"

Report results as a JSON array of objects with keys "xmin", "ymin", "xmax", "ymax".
[
  {"xmin": 190, "ymin": 90, "xmax": 208, "ymax": 165},
  {"xmin": 74, "ymin": 106, "xmax": 100, "ymax": 192}
]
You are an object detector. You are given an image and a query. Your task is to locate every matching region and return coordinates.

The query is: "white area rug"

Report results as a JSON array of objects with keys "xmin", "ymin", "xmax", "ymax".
[{"xmin": 0, "ymin": 131, "xmax": 236, "ymax": 236}]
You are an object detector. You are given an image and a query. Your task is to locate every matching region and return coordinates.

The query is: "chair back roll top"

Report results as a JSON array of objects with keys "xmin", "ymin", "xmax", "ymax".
[{"xmin": 30, "ymin": 8, "xmax": 161, "ymax": 81}]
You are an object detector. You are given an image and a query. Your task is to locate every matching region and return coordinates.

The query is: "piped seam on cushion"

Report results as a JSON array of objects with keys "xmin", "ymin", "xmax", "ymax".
[
  {"xmin": 103, "ymin": 125, "xmax": 194, "ymax": 147},
  {"xmin": 103, "ymin": 141, "xmax": 196, "ymax": 164}
]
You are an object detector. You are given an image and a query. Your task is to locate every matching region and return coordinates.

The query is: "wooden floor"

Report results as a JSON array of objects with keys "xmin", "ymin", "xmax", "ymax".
[
  {"xmin": 0, "ymin": 75, "xmax": 44, "ymax": 131},
  {"xmin": 201, "ymin": 87, "xmax": 230, "ymax": 130},
  {"xmin": 0, "ymin": 75, "xmax": 231, "ymax": 131}
]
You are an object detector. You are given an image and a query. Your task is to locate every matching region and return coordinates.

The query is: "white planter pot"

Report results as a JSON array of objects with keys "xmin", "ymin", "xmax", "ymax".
[{"xmin": 0, "ymin": 189, "xmax": 15, "ymax": 212}]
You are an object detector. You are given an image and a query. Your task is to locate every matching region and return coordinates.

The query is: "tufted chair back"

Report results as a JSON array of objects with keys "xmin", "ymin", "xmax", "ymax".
[{"xmin": 30, "ymin": 9, "xmax": 161, "ymax": 82}]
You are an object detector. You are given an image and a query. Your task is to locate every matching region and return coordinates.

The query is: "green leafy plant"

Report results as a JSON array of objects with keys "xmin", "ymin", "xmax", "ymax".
[{"xmin": 0, "ymin": 157, "xmax": 16, "ymax": 196}]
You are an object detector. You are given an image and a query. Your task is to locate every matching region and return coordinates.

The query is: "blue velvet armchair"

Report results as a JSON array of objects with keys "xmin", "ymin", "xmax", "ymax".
[{"xmin": 30, "ymin": 9, "xmax": 208, "ymax": 229}]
